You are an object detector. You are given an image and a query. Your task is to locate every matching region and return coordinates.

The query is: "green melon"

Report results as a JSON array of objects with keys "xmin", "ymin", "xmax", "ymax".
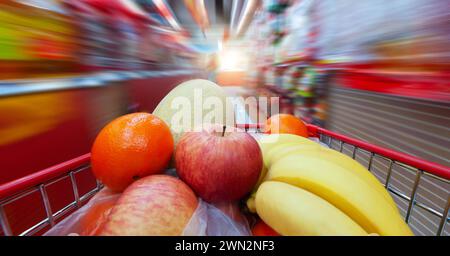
[{"xmin": 153, "ymin": 79, "xmax": 235, "ymax": 148}]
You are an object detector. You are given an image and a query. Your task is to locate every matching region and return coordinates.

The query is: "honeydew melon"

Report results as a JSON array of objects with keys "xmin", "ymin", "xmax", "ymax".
[{"xmin": 153, "ymin": 79, "xmax": 235, "ymax": 148}]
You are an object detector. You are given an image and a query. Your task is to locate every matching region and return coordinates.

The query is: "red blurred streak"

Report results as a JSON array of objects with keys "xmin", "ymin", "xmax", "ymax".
[
  {"xmin": 80, "ymin": 0, "xmax": 150, "ymax": 22},
  {"xmin": 335, "ymin": 69, "xmax": 450, "ymax": 103},
  {"xmin": 312, "ymin": 61, "xmax": 450, "ymax": 102}
]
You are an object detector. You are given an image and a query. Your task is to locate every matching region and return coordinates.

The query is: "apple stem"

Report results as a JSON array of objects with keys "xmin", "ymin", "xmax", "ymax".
[{"xmin": 222, "ymin": 125, "xmax": 226, "ymax": 137}]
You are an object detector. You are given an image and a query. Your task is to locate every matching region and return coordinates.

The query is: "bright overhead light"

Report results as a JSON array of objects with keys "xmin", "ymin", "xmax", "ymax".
[{"xmin": 218, "ymin": 48, "xmax": 248, "ymax": 71}]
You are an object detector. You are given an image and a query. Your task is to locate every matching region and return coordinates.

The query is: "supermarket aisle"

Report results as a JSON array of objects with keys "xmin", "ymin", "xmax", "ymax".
[
  {"xmin": 0, "ymin": 0, "xmax": 448, "ymax": 237},
  {"xmin": 222, "ymin": 86, "xmax": 258, "ymax": 125}
]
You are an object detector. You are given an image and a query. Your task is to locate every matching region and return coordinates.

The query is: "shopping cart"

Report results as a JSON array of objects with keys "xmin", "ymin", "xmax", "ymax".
[{"xmin": 0, "ymin": 123, "xmax": 449, "ymax": 236}]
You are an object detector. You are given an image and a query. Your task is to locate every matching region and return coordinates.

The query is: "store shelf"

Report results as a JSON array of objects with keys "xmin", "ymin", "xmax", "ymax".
[
  {"xmin": 263, "ymin": 85, "xmax": 295, "ymax": 99},
  {"xmin": 0, "ymin": 70, "xmax": 196, "ymax": 97}
]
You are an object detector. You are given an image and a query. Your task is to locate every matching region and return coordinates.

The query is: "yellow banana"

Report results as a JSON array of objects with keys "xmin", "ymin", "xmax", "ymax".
[
  {"xmin": 287, "ymin": 148, "xmax": 397, "ymax": 210},
  {"xmin": 268, "ymin": 154, "xmax": 413, "ymax": 236},
  {"xmin": 258, "ymin": 134, "xmax": 319, "ymax": 167},
  {"xmin": 265, "ymin": 142, "xmax": 321, "ymax": 168},
  {"xmin": 255, "ymin": 181, "xmax": 368, "ymax": 236},
  {"xmin": 246, "ymin": 165, "xmax": 267, "ymax": 213},
  {"xmin": 255, "ymin": 165, "xmax": 268, "ymax": 188},
  {"xmin": 272, "ymin": 148, "xmax": 398, "ymax": 211},
  {"xmin": 263, "ymin": 142, "xmax": 326, "ymax": 168},
  {"xmin": 247, "ymin": 135, "xmax": 320, "ymax": 213},
  {"xmin": 252, "ymin": 142, "xmax": 318, "ymax": 213},
  {"xmin": 246, "ymin": 194, "xmax": 257, "ymax": 213}
]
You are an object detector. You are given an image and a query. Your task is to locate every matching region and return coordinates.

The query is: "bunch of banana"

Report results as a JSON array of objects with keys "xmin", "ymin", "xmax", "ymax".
[{"xmin": 247, "ymin": 134, "xmax": 413, "ymax": 236}]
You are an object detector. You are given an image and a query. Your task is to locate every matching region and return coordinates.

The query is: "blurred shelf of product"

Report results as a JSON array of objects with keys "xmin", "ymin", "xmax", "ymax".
[
  {"xmin": 245, "ymin": 0, "xmax": 450, "ymax": 126},
  {"xmin": 0, "ymin": 0, "xmax": 79, "ymax": 80},
  {"xmin": 244, "ymin": 0, "xmax": 323, "ymax": 125},
  {"xmin": 0, "ymin": 0, "xmax": 206, "ymax": 80},
  {"xmin": 0, "ymin": 70, "xmax": 197, "ymax": 97}
]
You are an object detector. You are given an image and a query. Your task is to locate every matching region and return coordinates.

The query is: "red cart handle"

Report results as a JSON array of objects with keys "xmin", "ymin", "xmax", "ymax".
[{"xmin": 0, "ymin": 154, "xmax": 91, "ymax": 200}]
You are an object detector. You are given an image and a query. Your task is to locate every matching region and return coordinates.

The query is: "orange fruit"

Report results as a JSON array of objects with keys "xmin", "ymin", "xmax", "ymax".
[
  {"xmin": 91, "ymin": 113, "xmax": 174, "ymax": 192},
  {"xmin": 264, "ymin": 114, "xmax": 308, "ymax": 137},
  {"xmin": 252, "ymin": 220, "xmax": 280, "ymax": 236}
]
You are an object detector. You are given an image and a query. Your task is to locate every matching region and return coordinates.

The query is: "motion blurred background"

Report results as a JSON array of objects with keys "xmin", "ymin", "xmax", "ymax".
[{"xmin": 0, "ymin": 0, "xmax": 449, "ymax": 236}]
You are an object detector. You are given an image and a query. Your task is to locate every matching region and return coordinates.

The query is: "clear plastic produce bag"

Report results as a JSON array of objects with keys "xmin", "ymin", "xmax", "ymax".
[
  {"xmin": 44, "ymin": 185, "xmax": 251, "ymax": 236},
  {"xmin": 44, "ymin": 188, "xmax": 120, "ymax": 236},
  {"xmin": 183, "ymin": 200, "xmax": 252, "ymax": 236}
]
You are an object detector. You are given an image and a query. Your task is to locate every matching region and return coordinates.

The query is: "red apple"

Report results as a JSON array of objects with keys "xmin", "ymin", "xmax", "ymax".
[
  {"xmin": 98, "ymin": 175, "xmax": 198, "ymax": 236},
  {"xmin": 175, "ymin": 124, "xmax": 262, "ymax": 203}
]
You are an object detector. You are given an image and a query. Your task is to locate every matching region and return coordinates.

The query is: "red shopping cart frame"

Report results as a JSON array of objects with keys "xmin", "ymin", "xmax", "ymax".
[{"xmin": 0, "ymin": 124, "xmax": 449, "ymax": 236}]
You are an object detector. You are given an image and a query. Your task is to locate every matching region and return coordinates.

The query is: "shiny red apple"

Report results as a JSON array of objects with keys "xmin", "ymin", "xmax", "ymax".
[
  {"xmin": 98, "ymin": 175, "xmax": 198, "ymax": 236},
  {"xmin": 175, "ymin": 124, "xmax": 262, "ymax": 203}
]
